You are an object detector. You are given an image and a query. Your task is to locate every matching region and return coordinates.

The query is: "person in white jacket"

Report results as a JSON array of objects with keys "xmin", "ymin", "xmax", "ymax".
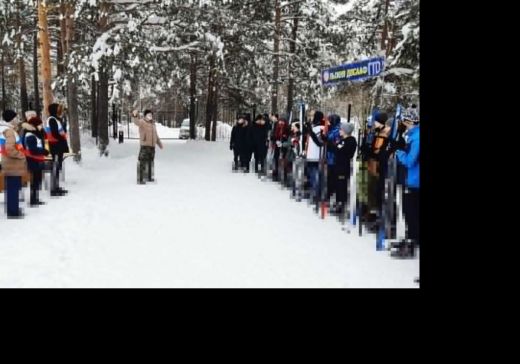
[{"xmin": 304, "ymin": 110, "xmax": 326, "ymax": 204}]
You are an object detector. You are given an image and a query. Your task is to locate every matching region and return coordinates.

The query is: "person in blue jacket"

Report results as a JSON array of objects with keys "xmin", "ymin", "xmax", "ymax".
[
  {"xmin": 391, "ymin": 113, "xmax": 420, "ymax": 258},
  {"xmin": 325, "ymin": 114, "xmax": 341, "ymax": 201}
]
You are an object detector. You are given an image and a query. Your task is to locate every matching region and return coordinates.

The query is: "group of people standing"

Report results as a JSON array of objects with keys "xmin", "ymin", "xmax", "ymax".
[
  {"xmin": 1, "ymin": 104, "xmax": 70, "ymax": 218},
  {"xmin": 230, "ymin": 105, "xmax": 420, "ymax": 260},
  {"xmin": 230, "ymin": 111, "xmax": 358, "ymax": 216}
]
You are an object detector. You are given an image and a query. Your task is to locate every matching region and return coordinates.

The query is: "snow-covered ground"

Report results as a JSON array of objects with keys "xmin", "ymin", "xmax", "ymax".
[{"xmin": 0, "ymin": 138, "xmax": 419, "ymax": 288}]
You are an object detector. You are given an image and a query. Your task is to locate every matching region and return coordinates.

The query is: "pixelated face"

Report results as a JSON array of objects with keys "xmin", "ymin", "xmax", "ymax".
[{"xmin": 10, "ymin": 116, "xmax": 20, "ymax": 126}]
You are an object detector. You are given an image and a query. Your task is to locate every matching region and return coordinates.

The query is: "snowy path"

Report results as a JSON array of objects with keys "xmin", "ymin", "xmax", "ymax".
[{"xmin": 1, "ymin": 139, "xmax": 419, "ymax": 288}]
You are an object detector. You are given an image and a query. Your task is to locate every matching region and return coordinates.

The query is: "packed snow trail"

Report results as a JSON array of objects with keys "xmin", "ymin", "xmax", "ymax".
[{"xmin": 0, "ymin": 139, "xmax": 419, "ymax": 287}]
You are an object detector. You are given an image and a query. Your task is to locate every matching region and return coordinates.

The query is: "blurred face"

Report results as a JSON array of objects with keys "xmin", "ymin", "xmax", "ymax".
[
  {"xmin": 256, "ymin": 119, "xmax": 265, "ymax": 125},
  {"xmin": 324, "ymin": 117, "xmax": 330, "ymax": 126},
  {"xmin": 145, "ymin": 113, "xmax": 153, "ymax": 121},
  {"xmin": 339, "ymin": 128, "xmax": 346, "ymax": 138},
  {"xmin": 238, "ymin": 118, "xmax": 244, "ymax": 124},
  {"xmin": 308, "ymin": 110, "xmax": 315, "ymax": 122},
  {"xmin": 375, "ymin": 120, "xmax": 388, "ymax": 131},
  {"xmin": 402, "ymin": 120, "xmax": 415, "ymax": 130},
  {"xmin": 270, "ymin": 115, "xmax": 277, "ymax": 122}
]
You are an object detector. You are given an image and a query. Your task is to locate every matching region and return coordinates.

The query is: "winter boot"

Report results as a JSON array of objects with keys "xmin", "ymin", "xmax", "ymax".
[{"xmin": 390, "ymin": 241, "xmax": 416, "ymax": 259}]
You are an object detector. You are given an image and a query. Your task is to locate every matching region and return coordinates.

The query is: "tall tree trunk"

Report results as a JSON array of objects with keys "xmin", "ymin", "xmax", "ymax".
[
  {"xmin": 271, "ymin": 0, "xmax": 281, "ymax": 114},
  {"xmin": 63, "ymin": 2, "xmax": 81, "ymax": 161},
  {"xmin": 205, "ymin": 55, "xmax": 215, "ymax": 142},
  {"xmin": 57, "ymin": 37, "xmax": 64, "ymax": 77},
  {"xmin": 91, "ymin": 75, "xmax": 97, "ymax": 138},
  {"xmin": 67, "ymin": 74, "xmax": 81, "ymax": 160},
  {"xmin": 38, "ymin": 0, "xmax": 54, "ymax": 119},
  {"xmin": 19, "ymin": 58, "xmax": 29, "ymax": 118},
  {"xmin": 173, "ymin": 88, "xmax": 177, "ymax": 127},
  {"xmin": 96, "ymin": 0, "xmax": 109, "ymax": 155},
  {"xmin": 286, "ymin": 13, "xmax": 299, "ymax": 115},
  {"xmin": 374, "ymin": 0, "xmax": 390, "ymax": 108},
  {"xmin": 16, "ymin": 4, "xmax": 28, "ymax": 118},
  {"xmin": 189, "ymin": 54, "xmax": 197, "ymax": 139},
  {"xmin": 211, "ymin": 76, "xmax": 218, "ymax": 142},
  {"xmin": 97, "ymin": 64, "xmax": 109, "ymax": 154},
  {"xmin": 1, "ymin": 52, "xmax": 6, "ymax": 112},
  {"xmin": 33, "ymin": 23, "xmax": 41, "ymax": 117}
]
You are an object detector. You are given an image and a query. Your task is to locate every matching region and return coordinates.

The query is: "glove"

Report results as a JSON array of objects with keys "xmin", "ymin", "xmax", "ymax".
[
  {"xmin": 395, "ymin": 138, "xmax": 406, "ymax": 151},
  {"xmin": 389, "ymin": 138, "xmax": 406, "ymax": 153}
]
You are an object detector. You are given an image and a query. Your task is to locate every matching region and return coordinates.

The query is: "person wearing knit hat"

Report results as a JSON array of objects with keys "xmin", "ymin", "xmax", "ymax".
[
  {"xmin": 326, "ymin": 122, "xmax": 357, "ymax": 218},
  {"xmin": 340, "ymin": 122, "xmax": 355, "ymax": 135},
  {"xmin": 2, "ymin": 110, "xmax": 18, "ymax": 123},
  {"xmin": 1, "ymin": 109, "xmax": 27, "ymax": 217},
  {"xmin": 21, "ymin": 115, "xmax": 48, "ymax": 206}
]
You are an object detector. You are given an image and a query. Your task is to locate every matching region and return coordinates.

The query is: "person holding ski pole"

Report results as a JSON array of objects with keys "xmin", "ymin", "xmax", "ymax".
[
  {"xmin": 389, "ymin": 113, "xmax": 420, "ymax": 259},
  {"xmin": 327, "ymin": 122, "xmax": 357, "ymax": 218},
  {"xmin": 304, "ymin": 110, "xmax": 325, "ymax": 207}
]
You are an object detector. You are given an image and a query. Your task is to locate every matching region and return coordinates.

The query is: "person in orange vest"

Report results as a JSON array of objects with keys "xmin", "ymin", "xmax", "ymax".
[
  {"xmin": 1, "ymin": 110, "xmax": 27, "ymax": 218},
  {"xmin": 45, "ymin": 103, "xmax": 69, "ymax": 196}
]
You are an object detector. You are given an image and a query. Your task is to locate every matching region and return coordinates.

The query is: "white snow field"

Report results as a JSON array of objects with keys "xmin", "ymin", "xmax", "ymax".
[{"xmin": 0, "ymin": 138, "xmax": 419, "ymax": 288}]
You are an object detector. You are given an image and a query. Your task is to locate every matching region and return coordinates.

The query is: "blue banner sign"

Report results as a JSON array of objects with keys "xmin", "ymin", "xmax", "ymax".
[{"xmin": 321, "ymin": 56, "xmax": 385, "ymax": 87}]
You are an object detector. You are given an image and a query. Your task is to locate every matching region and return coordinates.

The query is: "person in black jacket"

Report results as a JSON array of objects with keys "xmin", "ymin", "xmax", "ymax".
[
  {"xmin": 21, "ymin": 116, "xmax": 49, "ymax": 206},
  {"xmin": 327, "ymin": 122, "xmax": 357, "ymax": 216},
  {"xmin": 238, "ymin": 115, "xmax": 253, "ymax": 173},
  {"xmin": 251, "ymin": 114, "xmax": 269, "ymax": 174},
  {"xmin": 46, "ymin": 103, "xmax": 69, "ymax": 196},
  {"xmin": 230, "ymin": 118, "xmax": 243, "ymax": 171}
]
